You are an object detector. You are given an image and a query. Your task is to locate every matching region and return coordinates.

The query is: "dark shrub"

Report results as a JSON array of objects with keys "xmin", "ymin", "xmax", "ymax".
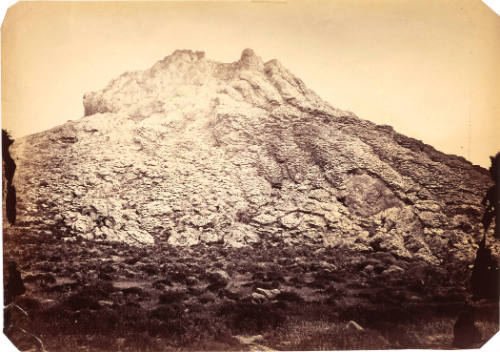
[
  {"xmin": 252, "ymin": 271, "xmax": 265, "ymax": 281},
  {"xmin": 149, "ymin": 305, "xmax": 189, "ymax": 338},
  {"xmin": 199, "ymin": 291, "xmax": 217, "ymax": 304},
  {"xmin": 73, "ymin": 307, "xmax": 120, "ymax": 333},
  {"xmin": 125, "ymin": 257, "xmax": 140, "ymax": 265},
  {"xmin": 62, "ymin": 283, "xmax": 114, "ymax": 311},
  {"xmin": 159, "ymin": 290, "xmax": 186, "ymax": 304},
  {"xmin": 15, "ymin": 296, "xmax": 41, "ymax": 312},
  {"xmin": 218, "ymin": 301, "xmax": 286, "ymax": 333},
  {"xmin": 24, "ymin": 273, "xmax": 56, "ymax": 285},
  {"xmin": 122, "ymin": 286, "xmax": 144, "ymax": 296},
  {"xmin": 266, "ymin": 268, "xmax": 284, "ymax": 283},
  {"xmin": 65, "ymin": 292, "xmax": 101, "ymax": 310},
  {"xmin": 188, "ymin": 286, "xmax": 205, "ymax": 296},
  {"xmin": 98, "ymin": 272, "xmax": 113, "ymax": 281},
  {"xmin": 140, "ymin": 263, "xmax": 159, "ymax": 275},
  {"xmin": 150, "ymin": 304, "xmax": 184, "ymax": 322},
  {"xmin": 252, "ymin": 280, "xmax": 278, "ymax": 290},
  {"xmin": 169, "ymin": 271, "xmax": 188, "ymax": 284},
  {"xmin": 48, "ymin": 254, "xmax": 62, "ymax": 262},
  {"xmin": 153, "ymin": 278, "xmax": 171, "ymax": 289},
  {"xmin": 276, "ymin": 291, "xmax": 304, "ymax": 302},
  {"xmin": 371, "ymin": 252, "xmax": 397, "ymax": 265},
  {"xmin": 206, "ymin": 270, "xmax": 230, "ymax": 290},
  {"xmin": 100, "ymin": 264, "xmax": 116, "ymax": 273}
]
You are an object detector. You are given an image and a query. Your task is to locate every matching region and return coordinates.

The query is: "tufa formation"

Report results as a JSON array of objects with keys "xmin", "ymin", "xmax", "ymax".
[{"xmin": 7, "ymin": 49, "xmax": 495, "ymax": 265}]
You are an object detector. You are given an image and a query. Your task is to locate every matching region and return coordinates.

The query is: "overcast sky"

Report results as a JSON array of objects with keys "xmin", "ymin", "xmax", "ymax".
[{"xmin": 2, "ymin": 0, "xmax": 499, "ymax": 167}]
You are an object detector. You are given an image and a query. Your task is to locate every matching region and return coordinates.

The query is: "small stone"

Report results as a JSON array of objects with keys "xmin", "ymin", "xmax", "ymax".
[
  {"xmin": 251, "ymin": 292, "xmax": 267, "ymax": 303},
  {"xmin": 256, "ymin": 288, "xmax": 280, "ymax": 299},
  {"xmin": 345, "ymin": 320, "xmax": 364, "ymax": 331},
  {"xmin": 364, "ymin": 264, "xmax": 374, "ymax": 272},
  {"xmin": 381, "ymin": 265, "xmax": 405, "ymax": 276},
  {"xmin": 98, "ymin": 300, "xmax": 114, "ymax": 307},
  {"xmin": 280, "ymin": 212, "xmax": 302, "ymax": 229},
  {"xmin": 253, "ymin": 213, "xmax": 277, "ymax": 226},
  {"xmin": 234, "ymin": 334, "xmax": 264, "ymax": 345}
]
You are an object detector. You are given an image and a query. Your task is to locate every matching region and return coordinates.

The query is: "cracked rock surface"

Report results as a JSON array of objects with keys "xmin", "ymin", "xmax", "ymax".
[{"xmin": 9, "ymin": 49, "xmax": 493, "ymax": 263}]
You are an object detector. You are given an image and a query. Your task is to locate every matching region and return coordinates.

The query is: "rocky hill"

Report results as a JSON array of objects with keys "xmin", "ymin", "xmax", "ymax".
[{"xmin": 8, "ymin": 48, "xmax": 493, "ymax": 265}]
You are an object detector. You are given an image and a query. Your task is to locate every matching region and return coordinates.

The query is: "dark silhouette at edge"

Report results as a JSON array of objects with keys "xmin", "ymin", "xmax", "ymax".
[
  {"xmin": 453, "ymin": 152, "xmax": 499, "ymax": 348},
  {"xmin": 471, "ymin": 152, "xmax": 500, "ymax": 302},
  {"xmin": 2, "ymin": 129, "xmax": 17, "ymax": 224},
  {"xmin": 3, "ymin": 261, "xmax": 26, "ymax": 332},
  {"xmin": 470, "ymin": 236, "xmax": 499, "ymax": 301},
  {"xmin": 481, "ymin": 152, "xmax": 499, "ymax": 238},
  {"xmin": 452, "ymin": 304, "xmax": 482, "ymax": 348}
]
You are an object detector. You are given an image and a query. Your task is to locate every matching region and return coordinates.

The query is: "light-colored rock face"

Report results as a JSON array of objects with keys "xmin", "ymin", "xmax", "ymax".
[{"xmin": 10, "ymin": 49, "xmax": 492, "ymax": 263}]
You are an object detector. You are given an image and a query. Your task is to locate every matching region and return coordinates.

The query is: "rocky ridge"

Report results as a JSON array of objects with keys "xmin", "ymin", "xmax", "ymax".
[{"xmin": 8, "ymin": 49, "xmax": 493, "ymax": 265}]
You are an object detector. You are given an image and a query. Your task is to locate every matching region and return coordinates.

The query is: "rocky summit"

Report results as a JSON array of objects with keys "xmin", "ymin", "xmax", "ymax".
[{"xmin": 8, "ymin": 49, "xmax": 493, "ymax": 263}]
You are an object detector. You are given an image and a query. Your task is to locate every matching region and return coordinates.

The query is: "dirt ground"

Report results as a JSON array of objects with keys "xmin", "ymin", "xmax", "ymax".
[{"xmin": 3, "ymin": 227, "xmax": 498, "ymax": 351}]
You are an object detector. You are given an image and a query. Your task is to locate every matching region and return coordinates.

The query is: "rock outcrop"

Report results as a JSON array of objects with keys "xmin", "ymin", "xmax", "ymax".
[{"xmin": 8, "ymin": 49, "xmax": 493, "ymax": 263}]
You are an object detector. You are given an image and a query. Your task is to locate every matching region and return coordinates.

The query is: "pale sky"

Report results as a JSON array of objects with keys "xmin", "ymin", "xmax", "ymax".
[{"xmin": 2, "ymin": 0, "xmax": 499, "ymax": 167}]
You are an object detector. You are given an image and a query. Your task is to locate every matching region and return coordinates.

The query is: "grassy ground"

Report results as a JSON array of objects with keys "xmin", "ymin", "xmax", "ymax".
[{"xmin": 3, "ymin": 226, "xmax": 498, "ymax": 351}]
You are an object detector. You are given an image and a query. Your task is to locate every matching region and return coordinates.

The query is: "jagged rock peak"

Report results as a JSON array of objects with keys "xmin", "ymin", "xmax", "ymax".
[
  {"xmin": 172, "ymin": 49, "xmax": 206, "ymax": 59},
  {"xmin": 82, "ymin": 48, "xmax": 345, "ymax": 119},
  {"xmin": 163, "ymin": 48, "xmax": 264, "ymax": 70},
  {"xmin": 161, "ymin": 49, "xmax": 206, "ymax": 64},
  {"xmin": 239, "ymin": 48, "xmax": 265, "ymax": 71}
]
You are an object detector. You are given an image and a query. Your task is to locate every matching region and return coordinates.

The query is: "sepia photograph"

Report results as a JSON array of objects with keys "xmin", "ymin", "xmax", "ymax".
[{"xmin": 2, "ymin": 1, "xmax": 500, "ymax": 351}]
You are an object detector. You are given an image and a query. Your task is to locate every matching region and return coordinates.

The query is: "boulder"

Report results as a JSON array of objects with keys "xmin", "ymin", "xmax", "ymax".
[
  {"xmin": 280, "ymin": 212, "xmax": 302, "ymax": 229},
  {"xmin": 206, "ymin": 270, "xmax": 231, "ymax": 288},
  {"xmin": 255, "ymin": 288, "xmax": 280, "ymax": 299},
  {"xmin": 168, "ymin": 229, "xmax": 200, "ymax": 246},
  {"xmin": 418, "ymin": 211, "xmax": 447, "ymax": 227}
]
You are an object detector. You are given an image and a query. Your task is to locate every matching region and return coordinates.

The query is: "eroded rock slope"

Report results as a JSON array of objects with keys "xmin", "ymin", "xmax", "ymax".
[{"xmin": 9, "ymin": 49, "xmax": 493, "ymax": 264}]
